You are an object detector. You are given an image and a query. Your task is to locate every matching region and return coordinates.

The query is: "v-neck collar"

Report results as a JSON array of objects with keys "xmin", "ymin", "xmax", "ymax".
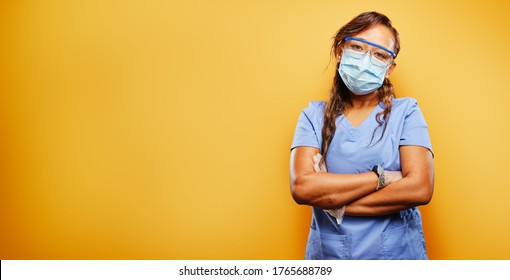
[
  {"xmin": 341, "ymin": 102, "xmax": 384, "ymax": 129},
  {"xmin": 337, "ymin": 102, "xmax": 384, "ymax": 141}
]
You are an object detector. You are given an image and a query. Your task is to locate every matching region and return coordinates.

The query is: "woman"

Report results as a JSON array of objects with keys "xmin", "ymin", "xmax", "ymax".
[{"xmin": 289, "ymin": 11, "xmax": 434, "ymax": 260}]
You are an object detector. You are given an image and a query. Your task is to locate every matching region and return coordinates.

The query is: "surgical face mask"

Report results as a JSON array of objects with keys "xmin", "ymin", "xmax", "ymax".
[{"xmin": 338, "ymin": 49, "xmax": 390, "ymax": 95}]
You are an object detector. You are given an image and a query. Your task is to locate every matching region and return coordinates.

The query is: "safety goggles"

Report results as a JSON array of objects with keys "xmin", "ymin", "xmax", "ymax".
[{"xmin": 342, "ymin": 37, "xmax": 396, "ymax": 67}]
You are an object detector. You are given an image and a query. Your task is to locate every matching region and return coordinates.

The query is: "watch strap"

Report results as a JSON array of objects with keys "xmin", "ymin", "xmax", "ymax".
[{"xmin": 371, "ymin": 164, "xmax": 386, "ymax": 190}]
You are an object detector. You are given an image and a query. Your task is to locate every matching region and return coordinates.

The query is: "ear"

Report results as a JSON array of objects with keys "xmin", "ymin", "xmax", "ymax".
[
  {"xmin": 385, "ymin": 61, "xmax": 397, "ymax": 78},
  {"xmin": 336, "ymin": 50, "xmax": 343, "ymax": 62}
]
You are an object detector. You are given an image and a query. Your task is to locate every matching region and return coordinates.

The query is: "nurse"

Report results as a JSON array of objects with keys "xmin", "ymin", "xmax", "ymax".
[{"xmin": 289, "ymin": 11, "xmax": 434, "ymax": 259}]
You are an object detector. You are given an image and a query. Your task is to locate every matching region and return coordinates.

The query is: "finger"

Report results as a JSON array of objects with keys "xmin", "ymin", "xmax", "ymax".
[
  {"xmin": 320, "ymin": 165, "xmax": 328, "ymax": 173},
  {"xmin": 316, "ymin": 154, "xmax": 327, "ymax": 172},
  {"xmin": 312, "ymin": 155, "xmax": 319, "ymax": 164},
  {"xmin": 313, "ymin": 163, "xmax": 322, "ymax": 173},
  {"xmin": 315, "ymin": 154, "xmax": 322, "ymax": 163}
]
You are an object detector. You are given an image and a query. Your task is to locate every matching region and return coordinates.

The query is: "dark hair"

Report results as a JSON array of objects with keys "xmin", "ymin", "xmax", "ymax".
[{"xmin": 320, "ymin": 11, "xmax": 401, "ymax": 167}]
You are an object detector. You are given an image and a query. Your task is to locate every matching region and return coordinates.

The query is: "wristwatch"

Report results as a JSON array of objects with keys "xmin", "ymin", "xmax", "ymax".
[{"xmin": 371, "ymin": 164, "xmax": 386, "ymax": 190}]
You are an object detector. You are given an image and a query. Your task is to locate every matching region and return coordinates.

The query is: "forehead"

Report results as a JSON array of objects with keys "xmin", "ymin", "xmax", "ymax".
[{"xmin": 352, "ymin": 24, "xmax": 395, "ymax": 51}]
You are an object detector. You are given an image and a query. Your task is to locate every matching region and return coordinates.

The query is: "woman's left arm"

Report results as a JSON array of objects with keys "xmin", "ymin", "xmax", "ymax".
[{"xmin": 345, "ymin": 145, "xmax": 434, "ymax": 216}]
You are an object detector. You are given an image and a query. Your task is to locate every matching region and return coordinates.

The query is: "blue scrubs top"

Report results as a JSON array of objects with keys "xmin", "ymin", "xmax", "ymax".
[{"xmin": 291, "ymin": 97, "xmax": 433, "ymax": 259}]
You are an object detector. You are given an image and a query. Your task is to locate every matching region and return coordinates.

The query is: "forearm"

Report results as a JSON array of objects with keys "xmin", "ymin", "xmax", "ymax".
[
  {"xmin": 292, "ymin": 171, "xmax": 379, "ymax": 210},
  {"xmin": 345, "ymin": 176, "xmax": 431, "ymax": 216},
  {"xmin": 345, "ymin": 146, "xmax": 434, "ymax": 216}
]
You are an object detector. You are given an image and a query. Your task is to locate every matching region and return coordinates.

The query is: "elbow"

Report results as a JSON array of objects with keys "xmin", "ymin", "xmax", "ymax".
[
  {"xmin": 290, "ymin": 174, "xmax": 312, "ymax": 205},
  {"xmin": 416, "ymin": 181, "xmax": 434, "ymax": 205}
]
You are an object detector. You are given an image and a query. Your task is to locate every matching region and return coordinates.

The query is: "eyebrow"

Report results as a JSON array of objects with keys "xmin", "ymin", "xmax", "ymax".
[{"xmin": 344, "ymin": 37, "xmax": 396, "ymax": 58}]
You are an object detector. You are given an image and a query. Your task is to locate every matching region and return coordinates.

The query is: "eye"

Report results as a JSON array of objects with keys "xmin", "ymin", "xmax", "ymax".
[
  {"xmin": 352, "ymin": 45, "xmax": 363, "ymax": 51},
  {"xmin": 373, "ymin": 51, "xmax": 389, "ymax": 60},
  {"xmin": 350, "ymin": 43, "xmax": 364, "ymax": 51}
]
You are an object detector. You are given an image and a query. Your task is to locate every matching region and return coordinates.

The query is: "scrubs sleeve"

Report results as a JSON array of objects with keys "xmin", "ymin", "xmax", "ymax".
[
  {"xmin": 400, "ymin": 99, "xmax": 434, "ymax": 156},
  {"xmin": 290, "ymin": 101, "xmax": 324, "ymax": 151}
]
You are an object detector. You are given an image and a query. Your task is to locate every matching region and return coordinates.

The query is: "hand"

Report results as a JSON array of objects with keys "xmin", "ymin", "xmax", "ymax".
[
  {"xmin": 384, "ymin": 171, "xmax": 403, "ymax": 185},
  {"xmin": 312, "ymin": 153, "xmax": 327, "ymax": 173}
]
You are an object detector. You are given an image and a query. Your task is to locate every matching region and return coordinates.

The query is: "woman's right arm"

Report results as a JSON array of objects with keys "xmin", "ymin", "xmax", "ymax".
[{"xmin": 290, "ymin": 146, "xmax": 379, "ymax": 209}]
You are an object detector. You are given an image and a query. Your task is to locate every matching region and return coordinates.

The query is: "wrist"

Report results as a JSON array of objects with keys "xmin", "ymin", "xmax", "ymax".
[{"xmin": 371, "ymin": 164, "xmax": 387, "ymax": 190}]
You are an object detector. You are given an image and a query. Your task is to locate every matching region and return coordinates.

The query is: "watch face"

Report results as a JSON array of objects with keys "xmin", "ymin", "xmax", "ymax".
[{"xmin": 372, "ymin": 165, "xmax": 382, "ymax": 177}]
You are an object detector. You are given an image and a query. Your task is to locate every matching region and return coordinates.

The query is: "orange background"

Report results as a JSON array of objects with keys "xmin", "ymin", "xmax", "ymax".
[{"xmin": 1, "ymin": 0, "xmax": 510, "ymax": 259}]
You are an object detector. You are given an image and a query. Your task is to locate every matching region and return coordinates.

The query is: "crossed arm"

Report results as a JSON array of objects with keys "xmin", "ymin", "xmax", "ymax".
[{"xmin": 289, "ymin": 145, "xmax": 434, "ymax": 216}]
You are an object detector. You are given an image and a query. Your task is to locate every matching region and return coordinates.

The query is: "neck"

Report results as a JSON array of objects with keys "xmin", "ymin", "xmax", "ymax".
[{"xmin": 347, "ymin": 92, "xmax": 379, "ymax": 109}]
